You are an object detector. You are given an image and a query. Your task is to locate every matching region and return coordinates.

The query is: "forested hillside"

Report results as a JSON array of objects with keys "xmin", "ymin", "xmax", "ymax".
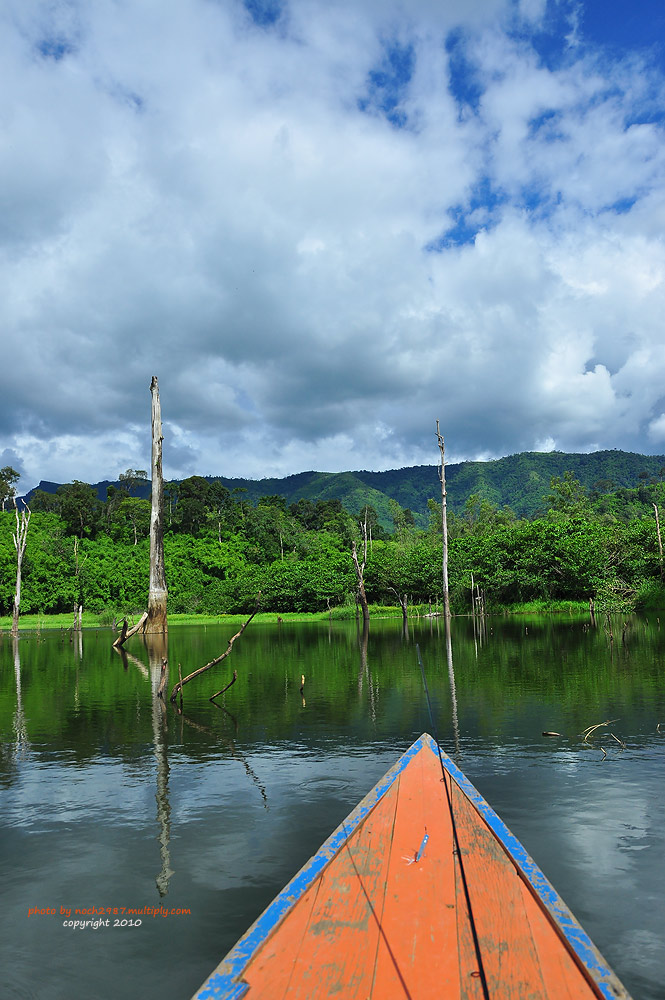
[
  {"xmin": 4, "ymin": 463, "xmax": 665, "ymax": 620},
  {"xmin": 24, "ymin": 449, "xmax": 665, "ymax": 528}
]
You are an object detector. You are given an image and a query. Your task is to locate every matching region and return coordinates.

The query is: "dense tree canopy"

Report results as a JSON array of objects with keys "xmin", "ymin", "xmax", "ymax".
[{"xmin": 3, "ymin": 472, "xmax": 665, "ymax": 618}]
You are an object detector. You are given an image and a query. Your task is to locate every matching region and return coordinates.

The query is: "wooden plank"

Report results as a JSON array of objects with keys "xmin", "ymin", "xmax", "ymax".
[
  {"xmin": 242, "ymin": 775, "xmax": 400, "ymax": 998},
  {"xmin": 518, "ymin": 879, "xmax": 605, "ymax": 1000},
  {"xmin": 451, "ymin": 778, "xmax": 551, "ymax": 999},
  {"xmin": 236, "ymin": 875, "xmax": 322, "ymax": 1000},
  {"xmin": 454, "ymin": 796, "xmax": 490, "ymax": 1000},
  {"xmin": 371, "ymin": 747, "xmax": 461, "ymax": 998},
  {"xmin": 436, "ymin": 737, "xmax": 632, "ymax": 1000}
]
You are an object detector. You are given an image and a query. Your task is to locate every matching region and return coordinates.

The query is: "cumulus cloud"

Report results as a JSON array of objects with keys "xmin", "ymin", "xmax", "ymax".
[{"xmin": 1, "ymin": 0, "xmax": 665, "ymax": 490}]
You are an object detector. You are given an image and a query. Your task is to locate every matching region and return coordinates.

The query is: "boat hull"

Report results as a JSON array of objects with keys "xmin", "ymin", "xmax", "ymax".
[{"xmin": 193, "ymin": 734, "xmax": 631, "ymax": 999}]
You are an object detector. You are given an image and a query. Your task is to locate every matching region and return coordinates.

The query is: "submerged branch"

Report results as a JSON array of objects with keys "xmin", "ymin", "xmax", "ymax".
[
  {"xmin": 112, "ymin": 611, "xmax": 149, "ymax": 648},
  {"xmin": 209, "ymin": 669, "xmax": 237, "ymax": 702},
  {"xmin": 581, "ymin": 719, "xmax": 619, "ymax": 741},
  {"xmin": 169, "ymin": 599, "xmax": 260, "ymax": 703}
]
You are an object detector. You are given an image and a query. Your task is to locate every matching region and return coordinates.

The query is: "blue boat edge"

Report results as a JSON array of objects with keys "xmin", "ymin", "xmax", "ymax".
[
  {"xmin": 191, "ymin": 733, "xmax": 632, "ymax": 1000},
  {"xmin": 428, "ymin": 735, "xmax": 632, "ymax": 1000},
  {"xmin": 192, "ymin": 735, "xmax": 425, "ymax": 1000}
]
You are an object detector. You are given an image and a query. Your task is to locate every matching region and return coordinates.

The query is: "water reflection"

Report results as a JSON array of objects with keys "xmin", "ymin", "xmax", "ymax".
[
  {"xmin": 188, "ymin": 703, "xmax": 269, "ymax": 808},
  {"xmin": 12, "ymin": 638, "xmax": 28, "ymax": 760},
  {"xmin": 144, "ymin": 635, "xmax": 174, "ymax": 898},
  {"xmin": 1, "ymin": 616, "xmax": 665, "ymax": 1000},
  {"xmin": 356, "ymin": 621, "xmax": 376, "ymax": 725},
  {"xmin": 445, "ymin": 619, "xmax": 460, "ymax": 756},
  {"xmin": 115, "ymin": 645, "xmax": 150, "ymax": 679},
  {"xmin": 114, "ymin": 634, "xmax": 175, "ymax": 897}
]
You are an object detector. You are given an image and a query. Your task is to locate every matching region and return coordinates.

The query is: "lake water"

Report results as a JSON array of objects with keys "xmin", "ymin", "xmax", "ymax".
[{"xmin": 1, "ymin": 613, "xmax": 664, "ymax": 1000}]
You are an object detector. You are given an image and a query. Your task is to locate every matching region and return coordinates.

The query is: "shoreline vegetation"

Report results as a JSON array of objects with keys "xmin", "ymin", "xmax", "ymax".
[
  {"xmin": 2, "ymin": 597, "xmax": 661, "ymax": 633},
  {"xmin": 4, "ymin": 465, "xmax": 665, "ymax": 631}
]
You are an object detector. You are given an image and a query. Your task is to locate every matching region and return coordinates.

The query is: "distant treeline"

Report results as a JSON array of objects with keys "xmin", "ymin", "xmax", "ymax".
[
  {"xmin": 23, "ymin": 448, "xmax": 665, "ymax": 527},
  {"xmin": 3, "ymin": 469, "xmax": 665, "ymax": 617}
]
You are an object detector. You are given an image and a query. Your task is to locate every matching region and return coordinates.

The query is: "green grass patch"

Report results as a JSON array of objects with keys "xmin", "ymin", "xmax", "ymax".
[
  {"xmin": 4, "ymin": 598, "xmax": 636, "ymax": 633},
  {"xmin": 0, "ymin": 603, "xmax": 428, "ymax": 632},
  {"xmin": 495, "ymin": 598, "xmax": 590, "ymax": 615}
]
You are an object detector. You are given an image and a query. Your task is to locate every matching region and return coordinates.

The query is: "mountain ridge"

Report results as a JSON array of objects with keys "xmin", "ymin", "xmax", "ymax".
[{"xmin": 23, "ymin": 448, "xmax": 665, "ymax": 528}]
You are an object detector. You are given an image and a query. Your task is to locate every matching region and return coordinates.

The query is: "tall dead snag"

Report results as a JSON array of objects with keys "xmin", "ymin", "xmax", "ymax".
[
  {"xmin": 351, "ymin": 514, "xmax": 370, "ymax": 627},
  {"xmin": 654, "ymin": 503, "xmax": 664, "ymax": 581},
  {"xmin": 436, "ymin": 420, "xmax": 451, "ymax": 621},
  {"xmin": 11, "ymin": 500, "xmax": 31, "ymax": 638},
  {"xmin": 169, "ymin": 601, "xmax": 259, "ymax": 703},
  {"xmin": 147, "ymin": 376, "xmax": 168, "ymax": 633}
]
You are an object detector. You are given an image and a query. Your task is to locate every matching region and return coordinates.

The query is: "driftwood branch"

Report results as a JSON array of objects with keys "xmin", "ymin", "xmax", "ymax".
[
  {"xmin": 169, "ymin": 600, "xmax": 260, "ymax": 703},
  {"xmin": 112, "ymin": 611, "xmax": 149, "ymax": 648},
  {"xmin": 210, "ymin": 669, "xmax": 237, "ymax": 702},
  {"xmin": 581, "ymin": 719, "xmax": 619, "ymax": 742}
]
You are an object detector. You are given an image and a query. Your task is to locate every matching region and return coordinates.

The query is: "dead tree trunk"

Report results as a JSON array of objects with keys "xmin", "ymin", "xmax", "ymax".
[
  {"xmin": 11, "ymin": 501, "xmax": 31, "ymax": 637},
  {"xmin": 351, "ymin": 518, "xmax": 370, "ymax": 627},
  {"xmin": 147, "ymin": 376, "xmax": 168, "ymax": 632},
  {"xmin": 436, "ymin": 420, "xmax": 451, "ymax": 620},
  {"xmin": 654, "ymin": 503, "xmax": 664, "ymax": 581},
  {"xmin": 389, "ymin": 587, "xmax": 408, "ymax": 631}
]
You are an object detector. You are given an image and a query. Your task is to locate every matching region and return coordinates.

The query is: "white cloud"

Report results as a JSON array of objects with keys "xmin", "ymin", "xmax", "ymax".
[
  {"xmin": 2, "ymin": 0, "xmax": 665, "ymax": 492},
  {"xmin": 648, "ymin": 414, "xmax": 665, "ymax": 443}
]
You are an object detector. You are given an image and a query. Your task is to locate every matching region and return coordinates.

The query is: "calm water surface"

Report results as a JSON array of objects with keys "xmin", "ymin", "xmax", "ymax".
[{"xmin": 1, "ymin": 614, "xmax": 664, "ymax": 1000}]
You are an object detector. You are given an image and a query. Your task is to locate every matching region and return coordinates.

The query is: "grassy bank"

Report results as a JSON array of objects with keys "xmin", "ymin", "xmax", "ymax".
[
  {"xmin": 0, "ymin": 598, "xmax": 607, "ymax": 632},
  {"xmin": 0, "ymin": 606, "xmax": 413, "ymax": 631},
  {"xmin": 494, "ymin": 599, "xmax": 590, "ymax": 615}
]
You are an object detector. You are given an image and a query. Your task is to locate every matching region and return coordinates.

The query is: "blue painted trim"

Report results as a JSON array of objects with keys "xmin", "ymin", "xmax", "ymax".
[
  {"xmin": 193, "ymin": 734, "xmax": 630, "ymax": 1000},
  {"xmin": 193, "ymin": 735, "xmax": 428, "ymax": 1000},
  {"xmin": 419, "ymin": 735, "xmax": 630, "ymax": 1000}
]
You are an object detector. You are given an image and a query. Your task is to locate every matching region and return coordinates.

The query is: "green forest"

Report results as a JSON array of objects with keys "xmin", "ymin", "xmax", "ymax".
[
  {"xmin": 3, "ymin": 454, "xmax": 665, "ymax": 621},
  {"xmin": 25, "ymin": 448, "xmax": 665, "ymax": 528}
]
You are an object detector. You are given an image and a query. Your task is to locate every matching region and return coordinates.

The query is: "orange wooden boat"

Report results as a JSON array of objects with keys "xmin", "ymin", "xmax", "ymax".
[{"xmin": 193, "ymin": 734, "xmax": 632, "ymax": 999}]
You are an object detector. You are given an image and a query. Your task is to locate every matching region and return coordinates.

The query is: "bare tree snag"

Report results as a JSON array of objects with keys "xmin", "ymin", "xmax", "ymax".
[
  {"xmin": 351, "ymin": 513, "xmax": 370, "ymax": 626},
  {"xmin": 436, "ymin": 420, "xmax": 451, "ymax": 621},
  {"xmin": 169, "ymin": 601, "xmax": 259, "ymax": 703},
  {"xmin": 11, "ymin": 500, "xmax": 31, "ymax": 637},
  {"xmin": 147, "ymin": 376, "xmax": 168, "ymax": 633},
  {"xmin": 389, "ymin": 587, "xmax": 409, "ymax": 632},
  {"xmin": 654, "ymin": 503, "xmax": 664, "ymax": 581}
]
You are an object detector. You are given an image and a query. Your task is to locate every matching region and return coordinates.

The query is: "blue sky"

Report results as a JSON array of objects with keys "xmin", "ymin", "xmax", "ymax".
[{"xmin": 2, "ymin": 0, "xmax": 665, "ymax": 489}]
